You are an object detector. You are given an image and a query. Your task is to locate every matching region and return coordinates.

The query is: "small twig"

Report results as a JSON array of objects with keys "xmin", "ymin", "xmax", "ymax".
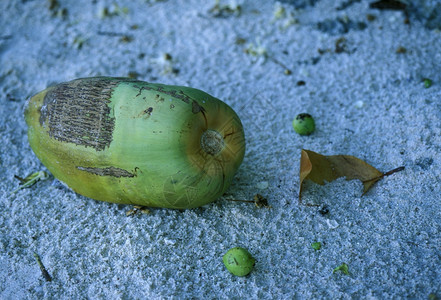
[
  {"xmin": 301, "ymin": 201, "xmax": 320, "ymax": 207},
  {"xmin": 369, "ymin": 0, "xmax": 406, "ymax": 11},
  {"xmin": 227, "ymin": 194, "xmax": 271, "ymax": 208},
  {"xmin": 228, "ymin": 199, "xmax": 254, "ymax": 203},
  {"xmin": 34, "ymin": 253, "xmax": 52, "ymax": 282},
  {"xmin": 97, "ymin": 31, "xmax": 127, "ymax": 37},
  {"xmin": 14, "ymin": 175, "xmax": 26, "ymax": 183},
  {"xmin": 269, "ymin": 57, "xmax": 292, "ymax": 75}
]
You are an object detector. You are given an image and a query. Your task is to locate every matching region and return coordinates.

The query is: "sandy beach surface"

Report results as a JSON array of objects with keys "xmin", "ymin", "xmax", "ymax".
[{"xmin": 1, "ymin": 0, "xmax": 440, "ymax": 298}]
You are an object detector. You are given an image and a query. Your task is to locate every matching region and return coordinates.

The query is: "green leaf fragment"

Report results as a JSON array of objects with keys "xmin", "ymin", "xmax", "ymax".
[
  {"xmin": 333, "ymin": 263, "xmax": 349, "ymax": 275},
  {"xmin": 10, "ymin": 171, "xmax": 49, "ymax": 195},
  {"xmin": 311, "ymin": 242, "xmax": 321, "ymax": 250},
  {"xmin": 428, "ymin": 293, "xmax": 438, "ymax": 300}
]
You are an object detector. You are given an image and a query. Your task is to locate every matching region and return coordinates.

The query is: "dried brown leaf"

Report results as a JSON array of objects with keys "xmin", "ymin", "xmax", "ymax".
[{"xmin": 299, "ymin": 149, "xmax": 404, "ymax": 202}]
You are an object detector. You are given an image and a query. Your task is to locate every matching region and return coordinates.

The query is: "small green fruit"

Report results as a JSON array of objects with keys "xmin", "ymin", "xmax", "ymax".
[
  {"xmin": 223, "ymin": 247, "xmax": 255, "ymax": 276},
  {"xmin": 24, "ymin": 77, "xmax": 245, "ymax": 209},
  {"xmin": 423, "ymin": 78, "xmax": 433, "ymax": 88},
  {"xmin": 293, "ymin": 113, "xmax": 315, "ymax": 135}
]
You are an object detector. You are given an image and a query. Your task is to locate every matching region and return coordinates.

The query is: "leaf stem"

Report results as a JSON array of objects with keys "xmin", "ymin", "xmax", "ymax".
[
  {"xmin": 364, "ymin": 165, "xmax": 405, "ymax": 184},
  {"xmin": 383, "ymin": 166, "xmax": 405, "ymax": 177}
]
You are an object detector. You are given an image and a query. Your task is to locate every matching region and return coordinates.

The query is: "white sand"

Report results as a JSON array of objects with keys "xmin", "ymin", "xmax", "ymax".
[{"xmin": 1, "ymin": 0, "xmax": 440, "ymax": 298}]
